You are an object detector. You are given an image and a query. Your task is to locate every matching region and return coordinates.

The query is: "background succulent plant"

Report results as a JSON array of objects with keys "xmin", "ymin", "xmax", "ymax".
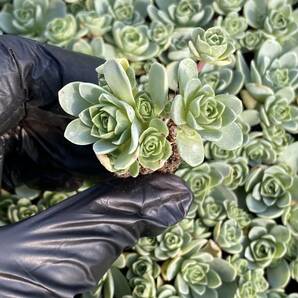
[{"xmin": 2, "ymin": 0, "xmax": 298, "ymax": 296}]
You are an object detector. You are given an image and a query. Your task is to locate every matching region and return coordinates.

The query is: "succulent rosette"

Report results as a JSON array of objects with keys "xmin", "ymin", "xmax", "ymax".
[
  {"xmin": 213, "ymin": 0, "xmax": 245, "ymax": 15},
  {"xmin": 135, "ymin": 237, "xmax": 157, "ymax": 257},
  {"xmin": 225, "ymin": 200, "xmax": 251, "ymax": 229},
  {"xmin": 189, "ymin": 26, "xmax": 236, "ymax": 66},
  {"xmin": 237, "ymin": 39, "xmax": 298, "ymax": 102},
  {"xmin": 153, "ymin": 0, "xmax": 214, "ymax": 28},
  {"xmin": 123, "ymin": 276, "xmax": 156, "ymax": 298},
  {"xmin": 244, "ymin": 0, "xmax": 298, "ymax": 43},
  {"xmin": 162, "ymin": 245, "xmax": 236, "ymax": 298},
  {"xmin": 245, "ymin": 165, "xmax": 294, "ymax": 219},
  {"xmin": 45, "ymin": 14, "xmax": 87, "ymax": 47},
  {"xmin": 282, "ymin": 205, "xmax": 298, "ymax": 237},
  {"xmin": 214, "ymin": 219, "xmax": 244, "ymax": 254},
  {"xmin": 242, "ymin": 132, "xmax": 277, "ymax": 166},
  {"xmin": 0, "ymin": 0, "xmax": 66, "ymax": 38},
  {"xmin": 239, "ymin": 30, "xmax": 264, "ymax": 52},
  {"xmin": 37, "ymin": 191, "xmax": 72, "ymax": 210},
  {"xmin": 77, "ymin": 10, "xmax": 112, "ymax": 37},
  {"xmin": 176, "ymin": 163, "xmax": 224, "ymax": 202},
  {"xmin": 7, "ymin": 198, "xmax": 40, "ymax": 223},
  {"xmin": 260, "ymin": 88, "xmax": 298, "ymax": 134},
  {"xmin": 171, "ymin": 58, "xmax": 243, "ymax": 166},
  {"xmin": 157, "ymin": 285, "xmax": 179, "ymax": 298},
  {"xmin": 59, "ymin": 59, "xmax": 170, "ymax": 176},
  {"xmin": 198, "ymin": 63, "xmax": 244, "ymax": 95},
  {"xmin": 244, "ymin": 220, "xmax": 290, "ymax": 268}
]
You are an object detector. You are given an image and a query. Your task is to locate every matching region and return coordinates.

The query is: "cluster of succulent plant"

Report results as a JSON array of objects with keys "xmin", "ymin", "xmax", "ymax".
[{"xmin": 1, "ymin": 0, "xmax": 298, "ymax": 297}]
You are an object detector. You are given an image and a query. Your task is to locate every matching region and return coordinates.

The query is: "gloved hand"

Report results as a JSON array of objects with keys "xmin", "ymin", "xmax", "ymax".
[{"xmin": 0, "ymin": 35, "xmax": 192, "ymax": 298}]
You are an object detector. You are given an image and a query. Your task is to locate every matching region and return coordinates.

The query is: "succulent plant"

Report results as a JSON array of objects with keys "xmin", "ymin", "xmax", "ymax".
[
  {"xmin": 77, "ymin": 10, "xmax": 112, "ymax": 37},
  {"xmin": 244, "ymin": 0, "xmax": 298, "ymax": 43},
  {"xmin": 189, "ymin": 26, "xmax": 236, "ymax": 66},
  {"xmin": 72, "ymin": 37, "xmax": 107, "ymax": 57},
  {"xmin": 290, "ymin": 258, "xmax": 298, "ymax": 282},
  {"xmin": 59, "ymin": 59, "xmax": 170, "ymax": 176},
  {"xmin": 245, "ymin": 164, "xmax": 294, "ymax": 218},
  {"xmin": 38, "ymin": 191, "xmax": 72, "ymax": 210},
  {"xmin": 162, "ymin": 245, "xmax": 236, "ymax": 298},
  {"xmin": 135, "ymin": 237, "xmax": 157, "ymax": 257},
  {"xmin": 45, "ymin": 14, "xmax": 87, "ymax": 47},
  {"xmin": 224, "ymin": 158, "xmax": 249, "ymax": 190},
  {"xmin": 138, "ymin": 119, "xmax": 172, "ymax": 171},
  {"xmin": 154, "ymin": 224, "xmax": 193, "ymax": 260},
  {"xmin": 242, "ymin": 132, "xmax": 277, "ymax": 166},
  {"xmin": 244, "ymin": 220, "xmax": 291, "ymax": 268},
  {"xmin": 216, "ymin": 12, "xmax": 248, "ymax": 44},
  {"xmin": 239, "ymin": 30, "xmax": 264, "ymax": 52},
  {"xmin": 282, "ymin": 205, "xmax": 298, "ymax": 237},
  {"xmin": 157, "ymin": 284, "xmax": 179, "ymax": 298},
  {"xmin": 214, "ymin": 219, "xmax": 244, "ymax": 254},
  {"xmin": 126, "ymin": 253, "xmax": 160, "ymax": 279},
  {"xmin": 123, "ymin": 276, "xmax": 156, "ymax": 298},
  {"xmin": 176, "ymin": 163, "xmax": 224, "ymax": 202},
  {"xmin": 198, "ymin": 63, "xmax": 245, "ymax": 95},
  {"xmin": 112, "ymin": 22, "xmax": 160, "ymax": 61},
  {"xmin": 95, "ymin": 0, "xmax": 149, "ymax": 25},
  {"xmin": 260, "ymin": 88, "xmax": 298, "ymax": 134},
  {"xmin": 171, "ymin": 58, "xmax": 243, "ymax": 166},
  {"xmin": 205, "ymin": 142, "xmax": 240, "ymax": 161},
  {"xmin": 213, "ymin": 0, "xmax": 245, "ymax": 15},
  {"xmin": 237, "ymin": 40, "xmax": 298, "ymax": 102},
  {"xmin": 224, "ymin": 200, "xmax": 251, "ymax": 229},
  {"xmin": 153, "ymin": 0, "xmax": 214, "ymax": 28},
  {"xmin": 0, "ymin": 0, "xmax": 66, "ymax": 38},
  {"xmin": 7, "ymin": 198, "xmax": 40, "ymax": 223}
]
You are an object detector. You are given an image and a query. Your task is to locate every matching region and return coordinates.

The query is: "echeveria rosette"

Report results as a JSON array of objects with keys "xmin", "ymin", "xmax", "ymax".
[
  {"xmin": 171, "ymin": 59, "xmax": 243, "ymax": 167},
  {"xmin": 123, "ymin": 276, "xmax": 156, "ymax": 298},
  {"xmin": 0, "ymin": 0, "xmax": 66, "ymax": 38},
  {"xmin": 112, "ymin": 22, "xmax": 160, "ymax": 61},
  {"xmin": 126, "ymin": 253, "xmax": 160, "ymax": 280},
  {"xmin": 154, "ymin": 224, "xmax": 192, "ymax": 260},
  {"xmin": 153, "ymin": 0, "xmax": 214, "ymax": 28},
  {"xmin": 244, "ymin": 0, "xmax": 298, "ymax": 43},
  {"xmin": 95, "ymin": 0, "xmax": 148, "ymax": 26},
  {"xmin": 59, "ymin": 59, "xmax": 170, "ymax": 176},
  {"xmin": 198, "ymin": 62, "xmax": 245, "ymax": 95},
  {"xmin": 244, "ymin": 220, "xmax": 291, "ymax": 268},
  {"xmin": 7, "ymin": 198, "xmax": 40, "ymax": 223},
  {"xmin": 225, "ymin": 200, "xmax": 251, "ymax": 229},
  {"xmin": 214, "ymin": 219, "xmax": 244, "ymax": 254},
  {"xmin": 282, "ymin": 205, "xmax": 298, "ymax": 237},
  {"xmin": 0, "ymin": 194, "xmax": 14, "ymax": 224},
  {"xmin": 213, "ymin": 0, "xmax": 245, "ymax": 15},
  {"xmin": 239, "ymin": 30, "xmax": 264, "ymax": 52},
  {"xmin": 205, "ymin": 142, "xmax": 240, "ymax": 161},
  {"xmin": 237, "ymin": 39, "xmax": 298, "ymax": 102},
  {"xmin": 216, "ymin": 12, "xmax": 248, "ymax": 46},
  {"xmin": 189, "ymin": 27, "xmax": 236, "ymax": 66},
  {"xmin": 242, "ymin": 132, "xmax": 277, "ymax": 166},
  {"xmin": 245, "ymin": 165, "xmax": 294, "ymax": 219},
  {"xmin": 138, "ymin": 119, "xmax": 172, "ymax": 171},
  {"xmin": 38, "ymin": 191, "xmax": 72, "ymax": 210},
  {"xmin": 45, "ymin": 14, "xmax": 87, "ymax": 47},
  {"xmin": 135, "ymin": 237, "xmax": 157, "ymax": 257},
  {"xmin": 162, "ymin": 248, "xmax": 236, "ymax": 298},
  {"xmin": 77, "ymin": 10, "xmax": 112, "ymax": 37},
  {"xmin": 260, "ymin": 88, "xmax": 298, "ymax": 134},
  {"xmin": 176, "ymin": 163, "xmax": 224, "ymax": 202},
  {"xmin": 157, "ymin": 285, "xmax": 179, "ymax": 298}
]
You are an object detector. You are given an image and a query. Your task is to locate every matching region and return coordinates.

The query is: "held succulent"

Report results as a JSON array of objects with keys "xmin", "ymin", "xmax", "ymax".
[
  {"xmin": 0, "ymin": 0, "xmax": 66, "ymax": 38},
  {"xmin": 189, "ymin": 26, "xmax": 236, "ymax": 66},
  {"xmin": 59, "ymin": 59, "xmax": 173, "ymax": 176},
  {"xmin": 171, "ymin": 59, "xmax": 243, "ymax": 166},
  {"xmin": 245, "ymin": 165, "xmax": 294, "ymax": 218}
]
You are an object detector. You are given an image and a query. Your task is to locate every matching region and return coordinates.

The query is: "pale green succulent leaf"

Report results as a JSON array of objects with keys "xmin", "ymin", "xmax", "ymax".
[
  {"xmin": 214, "ymin": 122, "xmax": 243, "ymax": 150},
  {"xmin": 267, "ymin": 260, "xmax": 291, "ymax": 289},
  {"xmin": 65, "ymin": 119, "xmax": 97, "ymax": 145},
  {"xmin": 176, "ymin": 126, "xmax": 204, "ymax": 167}
]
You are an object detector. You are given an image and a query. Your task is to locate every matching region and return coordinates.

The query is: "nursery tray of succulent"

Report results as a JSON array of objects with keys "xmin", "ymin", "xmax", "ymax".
[{"xmin": 1, "ymin": 0, "xmax": 298, "ymax": 297}]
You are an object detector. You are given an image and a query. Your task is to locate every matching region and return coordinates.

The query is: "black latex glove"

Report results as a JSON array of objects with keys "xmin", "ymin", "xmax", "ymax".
[{"xmin": 0, "ymin": 35, "xmax": 192, "ymax": 298}]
